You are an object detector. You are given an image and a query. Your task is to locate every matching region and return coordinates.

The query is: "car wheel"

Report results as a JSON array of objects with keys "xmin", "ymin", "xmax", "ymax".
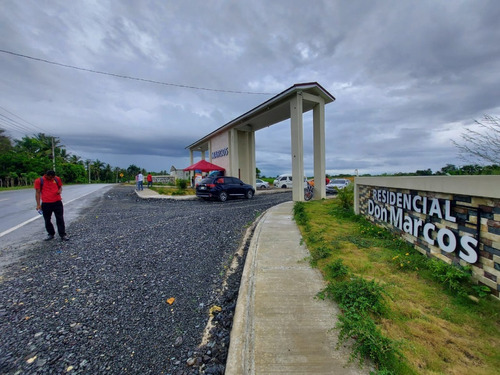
[
  {"xmin": 246, "ymin": 190, "xmax": 254, "ymax": 199},
  {"xmin": 219, "ymin": 191, "xmax": 228, "ymax": 202},
  {"xmin": 281, "ymin": 184, "xmax": 287, "ymax": 189}
]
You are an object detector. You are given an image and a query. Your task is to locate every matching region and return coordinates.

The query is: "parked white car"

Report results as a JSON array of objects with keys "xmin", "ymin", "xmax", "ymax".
[
  {"xmin": 256, "ymin": 179, "xmax": 270, "ymax": 189},
  {"xmin": 326, "ymin": 179, "xmax": 351, "ymax": 194},
  {"xmin": 273, "ymin": 174, "xmax": 308, "ymax": 188},
  {"xmin": 274, "ymin": 174, "xmax": 292, "ymax": 188}
]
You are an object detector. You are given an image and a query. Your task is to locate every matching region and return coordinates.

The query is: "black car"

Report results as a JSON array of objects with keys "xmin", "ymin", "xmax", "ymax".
[{"xmin": 196, "ymin": 176, "xmax": 255, "ymax": 202}]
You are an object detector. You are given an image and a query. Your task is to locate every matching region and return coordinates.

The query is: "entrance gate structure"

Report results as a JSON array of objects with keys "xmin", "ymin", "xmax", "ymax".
[{"xmin": 185, "ymin": 82, "xmax": 335, "ymax": 201}]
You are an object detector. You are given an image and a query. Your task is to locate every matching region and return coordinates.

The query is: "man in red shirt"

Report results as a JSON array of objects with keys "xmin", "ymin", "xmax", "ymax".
[{"xmin": 34, "ymin": 170, "xmax": 69, "ymax": 241}]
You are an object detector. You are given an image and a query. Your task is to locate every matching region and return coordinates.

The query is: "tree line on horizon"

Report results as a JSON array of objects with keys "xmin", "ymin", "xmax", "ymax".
[
  {"xmin": 0, "ymin": 130, "xmax": 166, "ymax": 187},
  {"xmin": 1, "ymin": 114, "xmax": 498, "ymax": 187}
]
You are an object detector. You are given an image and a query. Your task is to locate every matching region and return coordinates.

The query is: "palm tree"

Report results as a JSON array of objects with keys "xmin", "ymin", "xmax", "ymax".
[
  {"xmin": 69, "ymin": 155, "xmax": 83, "ymax": 165},
  {"xmin": 92, "ymin": 159, "xmax": 105, "ymax": 181},
  {"xmin": 14, "ymin": 136, "xmax": 42, "ymax": 157},
  {"xmin": 85, "ymin": 160, "xmax": 92, "ymax": 183},
  {"xmin": 102, "ymin": 164, "xmax": 113, "ymax": 182},
  {"xmin": 35, "ymin": 133, "xmax": 63, "ymax": 158}
]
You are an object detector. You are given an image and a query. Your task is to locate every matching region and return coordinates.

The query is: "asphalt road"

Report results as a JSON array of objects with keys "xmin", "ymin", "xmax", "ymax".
[{"xmin": 0, "ymin": 184, "xmax": 114, "ymax": 274}]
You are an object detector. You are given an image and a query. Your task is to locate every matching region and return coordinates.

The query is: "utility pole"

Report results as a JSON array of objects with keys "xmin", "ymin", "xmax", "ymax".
[
  {"xmin": 86, "ymin": 160, "xmax": 91, "ymax": 184},
  {"xmin": 52, "ymin": 137, "xmax": 56, "ymax": 172}
]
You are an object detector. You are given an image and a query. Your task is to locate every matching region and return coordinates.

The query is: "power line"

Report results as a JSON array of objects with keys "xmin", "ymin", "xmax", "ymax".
[
  {"xmin": 0, "ymin": 105, "xmax": 86, "ymax": 160},
  {"xmin": 0, "ymin": 114, "xmax": 37, "ymax": 134},
  {"xmin": 0, "ymin": 49, "xmax": 276, "ymax": 95},
  {"xmin": 0, "ymin": 105, "xmax": 46, "ymax": 133}
]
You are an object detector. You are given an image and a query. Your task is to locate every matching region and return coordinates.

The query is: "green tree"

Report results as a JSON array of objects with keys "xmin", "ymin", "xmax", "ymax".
[
  {"xmin": 59, "ymin": 162, "xmax": 86, "ymax": 183},
  {"xmin": 92, "ymin": 159, "xmax": 105, "ymax": 181},
  {"xmin": 0, "ymin": 128, "xmax": 12, "ymax": 153},
  {"xmin": 458, "ymin": 164, "xmax": 482, "ymax": 175},
  {"xmin": 69, "ymin": 154, "xmax": 83, "ymax": 165},
  {"xmin": 437, "ymin": 164, "xmax": 458, "ymax": 175},
  {"xmin": 102, "ymin": 164, "xmax": 113, "ymax": 182},
  {"xmin": 415, "ymin": 168, "xmax": 432, "ymax": 176},
  {"xmin": 126, "ymin": 164, "xmax": 141, "ymax": 181}
]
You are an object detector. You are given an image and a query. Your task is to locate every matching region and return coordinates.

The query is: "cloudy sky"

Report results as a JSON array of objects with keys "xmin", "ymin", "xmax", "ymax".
[{"xmin": 1, "ymin": 1, "xmax": 499, "ymax": 177}]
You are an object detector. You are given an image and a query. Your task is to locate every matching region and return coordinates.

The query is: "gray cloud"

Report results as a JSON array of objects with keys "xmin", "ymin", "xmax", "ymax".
[{"xmin": 1, "ymin": 0, "xmax": 499, "ymax": 177}]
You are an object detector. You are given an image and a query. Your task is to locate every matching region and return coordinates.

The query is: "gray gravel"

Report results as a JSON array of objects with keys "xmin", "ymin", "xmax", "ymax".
[{"xmin": 0, "ymin": 185, "xmax": 292, "ymax": 375}]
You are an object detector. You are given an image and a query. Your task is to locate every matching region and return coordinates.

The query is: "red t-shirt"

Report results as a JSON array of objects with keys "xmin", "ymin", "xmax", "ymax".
[{"xmin": 34, "ymin": 177, "xmax": 62, "ymax": 203}]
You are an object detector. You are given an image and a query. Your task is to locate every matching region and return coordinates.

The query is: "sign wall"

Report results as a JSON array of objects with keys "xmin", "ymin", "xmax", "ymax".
[{"xmin": 355, "ymin": 177, "xmax": 500, "ymax": 299}]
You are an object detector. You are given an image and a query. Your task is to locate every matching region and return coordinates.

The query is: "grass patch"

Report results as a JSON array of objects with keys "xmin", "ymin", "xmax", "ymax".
[
  {"xmin": 294, "ymin": 199, "xmax": 500, "ymax": 375},
  {"xmin": 151, "ymin": 186, "xmax": 195, "ymax": 196}
]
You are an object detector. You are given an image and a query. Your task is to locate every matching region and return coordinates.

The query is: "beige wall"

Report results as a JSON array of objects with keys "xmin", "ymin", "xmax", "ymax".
[{"xmin": 210, "ymin": 133, "xmax": 230, "ymax": 172}]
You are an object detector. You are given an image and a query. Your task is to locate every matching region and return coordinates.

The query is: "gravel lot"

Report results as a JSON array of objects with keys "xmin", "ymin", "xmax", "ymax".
[{"xmin": 0, "ymin": 185, "xmax": 292, "ymax": 375}]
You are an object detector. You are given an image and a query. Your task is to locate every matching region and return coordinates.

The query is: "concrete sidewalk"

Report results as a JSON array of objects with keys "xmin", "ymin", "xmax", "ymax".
[
  {"xmin": 134, "ymin": 188, "xmax": 198, "ymax": 200},
  {"xmin": 225, "ymin": 201, "xmax": 372, "ymax": 375},
  {"xmin": 134, "ymin": 186, "xmax": 287, "ymax": 200}
]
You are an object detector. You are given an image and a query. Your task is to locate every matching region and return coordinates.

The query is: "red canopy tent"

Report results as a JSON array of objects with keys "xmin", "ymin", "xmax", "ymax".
[{"xmin": 183, "ymin": 159, "xmax": 225, "ymax": 172}]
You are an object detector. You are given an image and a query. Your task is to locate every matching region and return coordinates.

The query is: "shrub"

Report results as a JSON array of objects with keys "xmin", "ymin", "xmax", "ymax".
[
  {"xmin": 325, "ymin": 258, "xmax": 349, "ymax": 280},
  {"xmin": 428, "ymin": 259, "xmax": 471, "ymax": 295},
  {"xmin": 337, "ymin": 183, "xmax": 354, "ymax": 210},
  {"xmin": 293, "ymin": 202, "xmax": 308, "ymax": 226},
  {"xmin": 309, "ymin": 245, "xmax": 330, "ymax": 265},
  {"xmin": 176, "ymin": 179, "xmax": 188, "ymax": 189},
  {"xmin": 330, "ymin": 276, "xmax": 388, "ymax": 316}
]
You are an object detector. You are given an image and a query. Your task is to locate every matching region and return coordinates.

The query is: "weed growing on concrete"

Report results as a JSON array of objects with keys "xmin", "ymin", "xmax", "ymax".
[
  {"xmin": 293, "ymin": 201, "xmax": 308, "ymax": 226},
  {"xmin": 321, "ymin": 262, "xmax": 402, "ymax": 373}
]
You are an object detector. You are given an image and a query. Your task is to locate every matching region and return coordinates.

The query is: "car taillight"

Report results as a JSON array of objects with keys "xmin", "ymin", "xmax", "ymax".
[{"xmin": 206, "ymin": 184, "xmax": 215, "ymax": 188}]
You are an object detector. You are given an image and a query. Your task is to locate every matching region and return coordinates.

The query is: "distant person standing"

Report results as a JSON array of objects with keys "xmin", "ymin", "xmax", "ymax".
[
  {"xmin": 147, "ymin": 173, "xmax": 153, "ymax": 188},
  {"xmin": 137, "ymin": 172, "xmax": 144, "ymax": 191},
  {"xmin": 34, "ymin": 170, "xmax": 69, "ymax": 241}
]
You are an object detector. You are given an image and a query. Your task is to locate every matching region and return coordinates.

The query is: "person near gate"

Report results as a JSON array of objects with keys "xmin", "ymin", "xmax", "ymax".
[
  {"xmin": 147, "ymin": 173, "xmax": 153, "ymax": 188},
  {"xmin": 137, "ymin": 172, "xmax": 144, "ymax": 191},
  {"xmin": 34, "ymin": 170, "xmax": 69, "ymax": 241}
]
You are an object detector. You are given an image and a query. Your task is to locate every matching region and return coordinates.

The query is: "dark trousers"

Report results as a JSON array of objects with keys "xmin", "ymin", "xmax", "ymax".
[{"xmin": 41, "ymin": 200, "xmax": 66, "ymax": 237}]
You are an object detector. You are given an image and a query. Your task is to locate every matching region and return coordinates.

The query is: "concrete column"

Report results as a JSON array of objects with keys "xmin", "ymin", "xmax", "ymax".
[
  {"xmin": 229, "ymin": 129, "xmax": 239, "ymax": 177},
  {"xmin": 188, "ymin": 151, "xmax": 194, "ymax": 184},
  {"xmin": 313, "ymin": 99, "xmax": 326, "ymax": 199},
  {"xmin": 249, "ymin": 130, "xmax": 256, "ymax": 186},
  {"xmin": 235, "ymin": 129, "xmax": 255, "ymax": 184},
  {"xmin": 290, "ymin": 93, "xmax": 304, "ymax": 201}
]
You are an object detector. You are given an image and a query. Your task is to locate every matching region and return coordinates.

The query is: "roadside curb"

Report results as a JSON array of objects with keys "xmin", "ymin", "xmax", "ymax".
[
  {"xmin": 224, "ymin": 200, "xmax": 267, "ymax": 374},
  {"xmin": 134, "ymin": 187, "xmax": 290, "ymax": 200}
]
